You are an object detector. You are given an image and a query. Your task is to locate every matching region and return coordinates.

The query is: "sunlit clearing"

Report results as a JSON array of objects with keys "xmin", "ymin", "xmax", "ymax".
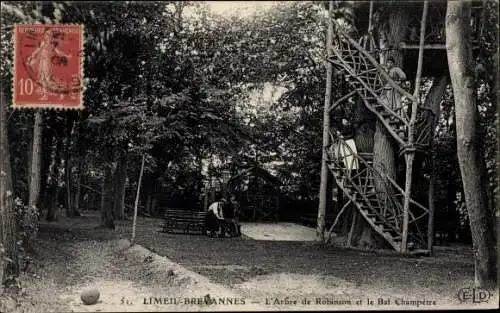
[{"xmin": 204, "ymin": 1, "xmax": 279, "ymax": 18}]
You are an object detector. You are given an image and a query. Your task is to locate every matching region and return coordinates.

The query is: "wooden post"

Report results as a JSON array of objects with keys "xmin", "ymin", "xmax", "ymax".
[
  {"xmin": 368, "ymin": 1, "xmax": 374, "ymax": 34},
  {"xmin": 317, "ymin": 0, "xmax": 334, "ymax": 242},
  {"xmin": 276, "ymin": 194, "xmax": 280, "ymax": 222},
  {"xmin": 203, "ymin": 180, "xmax": 209, "ymax": 212},
  {"xmin": 401, "ymin": 1, "xmax": 428, "ymax": 252},
  {"xmin": 347, "ymin": 210, "xmax": 357, "ymax": 247},
  {"xmin": 427, "ymin": 163, "xmax": 435, "ymax": 254},
  {"xmin": 131, "ymin": 153, "xmax": 145, "ymax": 246}
]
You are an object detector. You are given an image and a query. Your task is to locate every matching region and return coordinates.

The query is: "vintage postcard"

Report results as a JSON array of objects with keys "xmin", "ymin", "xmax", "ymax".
[{"xmin": 0, "ymin": 1, "xmax": 498, "ymax": 312}]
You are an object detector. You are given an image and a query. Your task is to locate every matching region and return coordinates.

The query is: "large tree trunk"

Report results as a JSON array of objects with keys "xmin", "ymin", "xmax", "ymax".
[
  {"xmin": 1, "ymin": 90, "xmax": 19, "ymax": 287},
  {"xmin": 446, "ymin": 1, "xmax": 497, "ymax": 288},
  {"xmin": 374, "ymin": 4, "xmax": 409, "ymax": 186},
  {"xmin": 113, "ymin": 151, "xmax": 127, "ymax": 220},
  {"xmin": 355, "ymin": 5, "xmax": 410, "ymax": 249},
  {"xmin": 345, "ymin": 97, "xmax": 378, "ymax": 247},
  {"xmin": 24, "ymin": 112, "xmax": 43, "ymax": 245},
  {"xmin": 420, "ymin": 76, "xmax": 449, "ymax": 252},
  {"xmin": 354, "ymin": 97, "xmax": 376, "ymax": 153}
]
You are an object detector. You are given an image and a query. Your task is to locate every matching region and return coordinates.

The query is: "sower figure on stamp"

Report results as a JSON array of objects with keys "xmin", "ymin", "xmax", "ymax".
[{"xmin": 26, "ymin": 28, "xmax": 72, "ymax": 100}]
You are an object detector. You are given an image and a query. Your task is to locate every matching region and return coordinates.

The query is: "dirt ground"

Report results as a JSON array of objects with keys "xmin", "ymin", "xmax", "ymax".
[{"xmin": 0, "ymin": 211, "xmax": 497, "ymax": 312}]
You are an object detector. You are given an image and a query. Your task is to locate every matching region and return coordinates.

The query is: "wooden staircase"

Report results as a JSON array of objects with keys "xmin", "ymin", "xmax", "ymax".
[
  {"xmin": 326, "ymin": 133, "xmax": 403, "ymax": 250},
  {"xmin": 326, "ymin": 131, "xmax": 429, "ymax": 252},
  {"xmin": 325, "ymin": 27, "xmax": 432, "ymax": 253},
  {"xmin": 328, "ymin": 28, "xmax": 434, "ymax": 151}
]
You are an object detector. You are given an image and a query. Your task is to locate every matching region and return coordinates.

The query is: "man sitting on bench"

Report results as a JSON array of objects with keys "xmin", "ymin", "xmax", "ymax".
[
  {"xmin": 206, "ymin": 198, "xmax": 225, "ymax": 237},
  {"xmin": 206, "ymin": 197, "xmax": 240, "ymax": 238}
]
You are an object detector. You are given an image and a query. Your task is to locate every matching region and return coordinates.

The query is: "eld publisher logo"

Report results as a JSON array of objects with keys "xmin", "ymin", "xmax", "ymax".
[{"xmin": 457, "ymin": 287, "xmax": 492, "ymax": 303}]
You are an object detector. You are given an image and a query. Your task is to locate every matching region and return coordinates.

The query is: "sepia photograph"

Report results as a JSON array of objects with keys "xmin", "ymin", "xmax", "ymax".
[{"xmin": 0, "ymin": 1, "xmax": 498, "ymax": 312}]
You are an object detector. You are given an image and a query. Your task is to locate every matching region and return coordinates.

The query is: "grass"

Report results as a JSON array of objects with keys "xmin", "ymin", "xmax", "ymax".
[{"xmin": 0, "ymin": 210, "xmax": 497, "ymax": 312}]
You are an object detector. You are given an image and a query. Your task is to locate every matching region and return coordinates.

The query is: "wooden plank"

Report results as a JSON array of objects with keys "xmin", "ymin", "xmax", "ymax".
[{"xmin": 399, "ymin": 42, "xmax": 446, "ymax": 50}]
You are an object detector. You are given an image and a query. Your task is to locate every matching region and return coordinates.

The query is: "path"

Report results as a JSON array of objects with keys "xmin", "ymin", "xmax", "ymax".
[{"xmin": 1, "ymin": 212, "xmax": 497, "ymax": 312}]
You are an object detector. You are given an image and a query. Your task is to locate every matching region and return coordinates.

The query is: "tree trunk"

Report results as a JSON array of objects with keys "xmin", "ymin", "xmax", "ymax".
[
  {"xmin": 46, "ymin": 137, "xmax": 63, "ymax": 221},
  {"xmin": 131, "ymin": 154, "xmax": 146, "ymax": 245},
  {"xmin": 1, "ymin": 89, "xmax": 19, "ymax": 287},
  {"xmin": 446, "ymin": 0, "xmax": 497, "ymax": 288},
  {"xmin": 424, "ymin": 77, "xmax": 448, "ymax": 117},
  {"xmin": 100, "ymin": 146, "xmax": 115, "ymax": 229},
  {"xmin": 26, "ymin": 126, "xmax": 32, "ymax": 204},
  {"xmin": 317, "ymin": 0, "xmax": 334, "ymax": 242},
  {"xmin": 374, "ymin": 4, "xmax": 409, "ymax": 186},
  {"xmin": 72, "ymin": 114, "xmax": 86, "ymax": 215},
  {"xmin": 113, "ymin": 151, "xmax": 127, "ymax": 220},
  {"xmin": 346, "ymin": 97, "xmax": 378, "ymax": 247},
  {"xmin": 64, "ymin": 115, "xmax": 79, "ymax": 217},
  {"xmin": 39, "ymin": 121, "xmax": 54, "ymax": 217},
  {"xmin": 64, "ymin": 139, "xmax": 72, "ymax": 217},
  {"xmin": 422, "ymin": 76, "xmax": 449, "ymax": 253},
  {"xmin": 358, "ymin": 5, "xmax": 410, "ymax": 249},
  {"xmin": 73, "ymin": 159, "xmax": 82, "ymax": 213},
  {"xmin": 151, "ymin": 198, "xmax": 157, "ymax": 217},
  {"xmin": 145, "ymin": 192, "xmax": 152, "ymax": 215},
  {"xmin": 25, "ymin": 111, "xmax": 43, "ymax": 244}
]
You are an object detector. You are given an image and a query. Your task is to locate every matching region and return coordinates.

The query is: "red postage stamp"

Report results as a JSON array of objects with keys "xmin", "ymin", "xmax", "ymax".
[{"xmin": 13, "ymin": 24, "xmax": 84, "ymax": 109}]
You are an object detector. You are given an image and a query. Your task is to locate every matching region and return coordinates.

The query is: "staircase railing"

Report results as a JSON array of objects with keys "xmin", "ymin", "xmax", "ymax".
[
  {"xmin": 326, "ymin": 130, "xmax": 403, "ymax": 235},
  {"xmin": 331, "ymin": 23, "xmax": 416, "ymax": 101},
  {"xmin": 386, "ymin": 176, "xmax": 428, "ymax": 247},
  {"xmin": 329, "ymin": 27, "xmax": 436, "ymax": 150},
  {"xmin": 327, "ymin": 129, "xmax": 428, "ymax": 250},
  {"xmin": 328, "ymin": 53, "xmax": 408, "ymax": 146}
]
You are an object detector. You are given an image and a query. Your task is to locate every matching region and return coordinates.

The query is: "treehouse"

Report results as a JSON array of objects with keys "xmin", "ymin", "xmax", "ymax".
[
  {"xmin": 352, "ymin": 1, "xmax": 483, "ymax": 78},
  {"xmin": 227, "ymin": 164, "xmax": 282, "ymax": 222},
  {"xmin": 319, "ymin": 1, "xmax": 482, "ymax": 254}
]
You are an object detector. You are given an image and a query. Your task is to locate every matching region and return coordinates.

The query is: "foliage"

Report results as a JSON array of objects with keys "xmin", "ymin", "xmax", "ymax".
[{"xmin": 0, "ymin": 1, "xmax": 497, "ymax": 236}]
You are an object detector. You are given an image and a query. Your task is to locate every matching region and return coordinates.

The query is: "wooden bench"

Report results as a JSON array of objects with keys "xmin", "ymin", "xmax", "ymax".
[{"xmin": 162, "ymin": 209, "xmax": 207, "ymax": 235}]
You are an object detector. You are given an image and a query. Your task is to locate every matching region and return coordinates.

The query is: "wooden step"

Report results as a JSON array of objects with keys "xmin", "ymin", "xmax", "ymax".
[
  {"xmin": 367, "ymin": 198, "xmax": 380, "ymax": 205},
  {"xmin": 388, "ymin": 120, "xmax": 402, "ymax": 125},
  {"xmin": 364, "ymin": 193, "xmax": 379, "ymax": 199},
  {"xmin": 379, "ymin": 226, "xmax": 393, "ymax": 233}
]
